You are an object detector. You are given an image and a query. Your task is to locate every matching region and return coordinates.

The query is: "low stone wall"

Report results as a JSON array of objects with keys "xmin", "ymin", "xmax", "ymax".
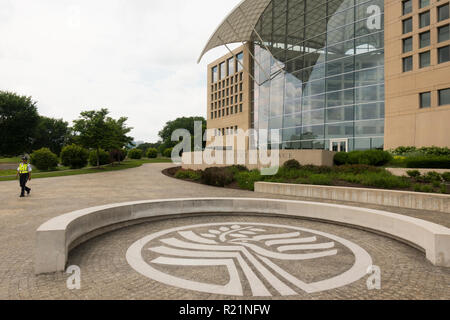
[
  {"xmin": 181, "ymin": 150, "xmax": 335, "ymax": 171},
  {"xmin": 255, "ymin": 182, "xmax": 450, "ymax": 213},
  {"xmin": 35, "ymin": 198, "xmax": 450, "ymax": 274}
]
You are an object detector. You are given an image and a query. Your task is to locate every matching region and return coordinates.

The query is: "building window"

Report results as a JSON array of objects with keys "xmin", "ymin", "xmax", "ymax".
[
  {"xmin": 419, "ymin": 0, "xmax": 429, "ymax": 9},
  {"xmin": 438, "ymin": 88, "xmax": 450, "ymax": 106},
  {"xmin": 239, "ymin": 83, "xmax": 243, "ymax": 91},
  {"xmin": 419, "ymin": 51, "xmax": 431, "ymax": 68},
  {"xmin": 236, "ymin": 52, "xmax": 244, "ymax": 72},
  {"xmin": 228, "ymin": 57, "xmax": 235, "ymax": 75},
  {"xmin": 420, "ymin": 92, "xmax": 431, "ymax": 108},
  {"xmin": 403, "ymin": 37, "xmax": 413, "ymax": 52},
  {"xmin": 212, "ymin": 66, "xmax": 218, "ymax": 83},
  {"xmin": 403, "ymin": 0, "xmax": 412, "ymax": 15},
  {"xmin": 438, "ymin": 24, "xmax": 449, "ymax": 43},
  {"xmin": 420, "ymin": 31, "xmax": 430, "ymax": 48},
  {"xmin": 419, "ymin": 11, "xmax": 430, "ymax": 28},
  {"xmin": 219, "ymin": 62, "xmax": 226, "ymax": 80},
  {"xmin": 235, "ymin": 105, "xmax": 238, "ymax": 113},
  {"xmin": 438, "ymin": 45, "xmax": 450, "ymax": 63},
  {"xmin": 211, "ymin": 112, "xmax": 213, "ymax": 119},
  {"xmin": 438, "ymin": 3, "xmax": 449, "ymax": 22},
  {"xmin": 239, "ymin": 104, "xmax": 243, "ymax": 113},
  {"xmin": 403, "ymin": 56, "xmax": 413, "ymax": 71},
  {"xmin": 403, "ymin": 18, "xmax": 413, "ymax": 34}
]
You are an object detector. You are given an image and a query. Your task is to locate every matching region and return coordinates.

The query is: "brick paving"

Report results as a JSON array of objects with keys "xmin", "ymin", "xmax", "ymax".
[{"xmin": 0, "ymin": 163, "xmax": 448, "ymax": 300}]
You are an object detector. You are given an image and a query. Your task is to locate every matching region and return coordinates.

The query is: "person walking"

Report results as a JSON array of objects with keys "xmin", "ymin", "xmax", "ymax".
[{"xmin": 16, "ymin": 156, "xmax": 32, "ymax": 198}]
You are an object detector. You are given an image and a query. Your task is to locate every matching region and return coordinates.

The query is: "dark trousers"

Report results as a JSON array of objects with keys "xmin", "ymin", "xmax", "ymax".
[{"xmin": 19, "ymin": 173, "xmax": 30, "ymax": 196}]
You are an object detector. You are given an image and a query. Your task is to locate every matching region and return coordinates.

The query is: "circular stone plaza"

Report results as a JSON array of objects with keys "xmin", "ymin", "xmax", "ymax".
[{"xmin": 0, "ymin": 163, "xmax": 448, "ymax": 300}]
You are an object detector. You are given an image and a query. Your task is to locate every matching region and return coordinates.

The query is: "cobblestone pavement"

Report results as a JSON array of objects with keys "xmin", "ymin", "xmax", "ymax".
[{"xmin": 0, "ymin": 163, "xmax": 448, "ymax": 300}]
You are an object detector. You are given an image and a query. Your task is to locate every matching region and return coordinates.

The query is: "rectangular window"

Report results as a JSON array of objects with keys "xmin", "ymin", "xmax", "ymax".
[
  {"xmin": 211, "ymin": 112, "xmax": 213, "ymax": 119},
  {"xmin": 403, "ymin": 0, "xmax": 412, "ymax": 15},
  {"xmin": 403, "ymin": 56, "xmax": 413, "ymax": 71},
  {"xmin": 219, "ymin": 62, "xmax": 226, "ymax": 80},
  {"xmin": 420, "ymin": 51, "xmax": 431, "ymax": 68},
  {"xmin": 420, "ymin": 92, "xmax": 431, "ymax": 108},
  {"xmin": 212, "ymin": 66, "xmax": 218, "ymax": 83},
  {"xmin": 239, "ymin": 104, "xmax": 243, "ymax": 112},
  {"xmin": 438, "ymin": 4, "xmax": 449, "ymax": 22},
  {"xmin": 439, "ymin": 88, "xmax": 450, "ymax": 106},
  {"xmin": 240, "ymin": 83, "xmax": 243, "ymax": 91},
  {"xmin": 403, "ymin": 37, "xmax": 413, "ymax": 52},
  {"xmin": 420, "ymin": 31, "xmax": 430, "ymax": 48},
  {"xmin": 419, "ymin": 11, "xmax": 430, "ymax": 28},
  {"xmin": 438, "ymin": 24, "xmax": 449, "ymax": 43},
  {"xmin": 228, "ymin": 57, "xmax": 235, "ymax": 75},
  {"xmin": 438, "ymin": 45, "xmax": 450, "ymax": 63},
  {"xmin": 419, "ymin": 0, "xmax": 429, "ymax": 9},
  {"xmin": 403, "ymin": 18, "xmax": 413, "ymax": 34},
  {"xmin": 236, "ymin": 52, "xmax": 244, "ymax": 72}
]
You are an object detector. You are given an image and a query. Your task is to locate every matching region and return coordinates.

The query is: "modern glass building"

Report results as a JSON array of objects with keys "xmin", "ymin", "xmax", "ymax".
[{"xmin": 200, "ymin": 0, "xmax": 450, "ymax": 152}]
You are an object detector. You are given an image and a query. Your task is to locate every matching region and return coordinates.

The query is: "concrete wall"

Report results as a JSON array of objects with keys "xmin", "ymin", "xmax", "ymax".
[
  {"xmin": 181, "ymin": 149, "xmax": 336, "ymax": 171},
  {"xmin": 35, "ymin": 198, "xmax": 450, "ymax": 274},
  {"xmin": 255, "ymin": 182, "xmax": 450, "ymax": 213}
]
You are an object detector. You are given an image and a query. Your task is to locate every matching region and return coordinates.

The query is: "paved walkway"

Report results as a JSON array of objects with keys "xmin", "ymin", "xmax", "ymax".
[{"xmin": 0, "ymin": 163, "xmax": 448, "ymax": 299}]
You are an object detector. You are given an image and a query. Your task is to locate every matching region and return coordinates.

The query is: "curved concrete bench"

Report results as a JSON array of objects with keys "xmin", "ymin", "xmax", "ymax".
[{"xmin": 35, "ymin": 198, "xmax": 450, "ymax": 274}]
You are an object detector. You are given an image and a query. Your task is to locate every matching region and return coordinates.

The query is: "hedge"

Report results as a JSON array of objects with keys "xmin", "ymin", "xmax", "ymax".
[
  {"xmin": 89, "ymin": 149, "xmax": 111, "ymax": 166},
  {"xmin": 146, "ymin": 148, "xmax": 158, "ymax": 159},
  {"xmin": 60, "ymin": 144, "xmax": 89, "ymax": 169},
  {"xmin": 30, "ymin": 148, "xmax": 59, "ymax": 171},
  {"xmin": 334, "ymin": 150, "xmax": 392, "ymax": 167},
  {"xmin": 405, "ymin": 156, "xmax": 450, "ymax": 169},
  {"xmin": 128, "ymin": 148, "xmax": 143, "ymax": 160}
]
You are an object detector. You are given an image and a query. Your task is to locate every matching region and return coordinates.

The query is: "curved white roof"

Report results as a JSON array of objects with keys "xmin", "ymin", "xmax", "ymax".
[{"xmin": 197, "ymin": 0, "xmax": 272, "ymax": 63}]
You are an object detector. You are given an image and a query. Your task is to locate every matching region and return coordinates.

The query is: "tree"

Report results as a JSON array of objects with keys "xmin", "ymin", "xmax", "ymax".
[
  {"xmin": 72, "ymin": 109, "xmax": 133, "ymax": 167},
  {"xmin": 32, "ymin": 116, "xmax": 70, "ymax": 155},
  {"xmin": 158, "ymin": 116, "xmax": 206, "ymax": 152},
  {"xmin": 0, "ymin": 91, "xmax": 40, "ymax": 156}
]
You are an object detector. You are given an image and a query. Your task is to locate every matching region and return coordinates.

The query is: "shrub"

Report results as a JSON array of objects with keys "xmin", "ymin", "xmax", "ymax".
[
  {"xmin": 89, "ymin": 149, "xmax": 111, "ymax": 166},
  {"xmin": 163, "ymin": 148, "xmax": 173, "ymax": 158},
  {"xmin": 406, "ymin": 170, "xmax": 421, "ymax": 178},
  {"xmin": 128, "ymin": 148, "xmax": 143, "ymax": 160},
  {"xmin": 359, "ymin": 173, "xmax": 411, "ymax": 189},
  {"xmin": 228, "ymin": 165, "xmax": 249, "ymax": 175},
  {"xmin": 60, "ymin": 144, "xmax": 89, "ymax": 169},
  {"xmin": 201, "ymin": 167, "xmax": 234, "ymax": 187},
  {"xmin": 334, "ymin": 164, "xmax": 384, "ymax": 175},
  {"xmin": 391, "ymin": 146, "xmax": 417, "ymax": 156},
  {"xmin": 30, "ymin": 148, "xmax": 59, "ymax": 171},
  {"xmin": 175, "ymin": 169, "xmax": 201, "ymax": 181},
  {"xmin": 334, "ymin": 152, "xmax": 349, "ymax": 166},
  {"xmin": 283, "ymin": 159, "xmax": 301, "ymax": 170},
  {"xmin": 405, "ymin": 156, "xmax": 450, "ymax": 169},
  {"xmin": 146, "ymin": 148, "xmax": 158, "ymax": 159},
  {"xmin": 334, "ymin": 150, "xmax": 392, "ymax": 167},
  {"xmin": 424, "ymin": 171, "xmax": 443, "ymax": 182},
  {"xmin": 110, "ymin": 149, "xmax": 126, "ymax": 163},
  {"xmin": 440, "ymin": 185, "xmax": 448, "ymax": 194},
  {"xmin": 442, "ymin": 172, "xmax": 450, "ymax": 182},
  {"xmin": 308, "ymin": 174, "xmax": 333, "ymax": 185},
  {"xmin": 301, "ymin": 165, "xmax": 333, "ymax": 174},
  {"xmin": 236, "ymin": 170, "xmax": 262, "ymax": 191}
]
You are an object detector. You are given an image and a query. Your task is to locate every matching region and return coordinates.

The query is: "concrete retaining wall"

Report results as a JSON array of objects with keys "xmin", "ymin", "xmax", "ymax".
[
  {"xmin": 255, "ymin": 182, "xmax": 450, "ymax": 214},
  {"xmin": 35, "ymin": 198, "xmax": 450, "ymax": 274}
]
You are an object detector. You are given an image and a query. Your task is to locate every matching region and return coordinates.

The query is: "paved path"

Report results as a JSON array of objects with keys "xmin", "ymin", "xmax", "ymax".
[{"xmin": 0, "ymin": 163, "xmax": 448, "ymax": 300}]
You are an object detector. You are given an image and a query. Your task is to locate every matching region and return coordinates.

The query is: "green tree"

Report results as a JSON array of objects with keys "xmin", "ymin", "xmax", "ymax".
[
  {"xmin": 72, "ymin": 109, "xmax": 133, "ymax": 167},
  {"xmin": 32, "ymin": 116, "xmax": 70, "ymax": 155},
  {"xmin": 0, "ymin": 91, "xmax": 40, "ymax": 156},
  {"xmin": 158, "ymin": 116, "xmax": 206, "ymax": 152}
]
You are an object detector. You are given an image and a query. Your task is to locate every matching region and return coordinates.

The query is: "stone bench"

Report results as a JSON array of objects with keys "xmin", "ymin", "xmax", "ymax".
[{"xmin": 35, "ymin": 198, "xmax": 450, "ymax": 274}]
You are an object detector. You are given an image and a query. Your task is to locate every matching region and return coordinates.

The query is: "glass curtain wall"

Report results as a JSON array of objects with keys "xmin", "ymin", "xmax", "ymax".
[{"xmin": 251, "ymin": 0, "xmax": 385, "ymax": 151}]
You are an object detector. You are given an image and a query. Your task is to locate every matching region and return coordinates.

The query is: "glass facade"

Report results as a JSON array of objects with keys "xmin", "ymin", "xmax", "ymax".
[{"xmin": 251, "ymin": 0, "xmax": 385, "ymax": 151}]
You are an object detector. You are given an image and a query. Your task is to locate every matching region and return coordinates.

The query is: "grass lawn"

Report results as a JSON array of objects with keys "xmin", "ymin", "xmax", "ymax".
[
  {"xmin": 0, "ymin": 157, "xmax": 21, "ymax": 163},
  {"xmin": 0, "ymin": 158, "xmax": 172, "ymax": 182}
]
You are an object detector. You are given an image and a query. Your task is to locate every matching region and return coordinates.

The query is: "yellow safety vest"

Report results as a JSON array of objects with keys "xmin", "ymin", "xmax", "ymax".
[{"xmin": 19, "ymin": 163, "xmax": 29, "ymax": 174}]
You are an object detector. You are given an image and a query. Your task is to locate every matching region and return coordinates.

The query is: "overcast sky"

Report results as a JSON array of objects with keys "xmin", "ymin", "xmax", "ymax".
[{"xmin": 0, "ymin": 0, "xmax": 242, "ymax": 142}]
